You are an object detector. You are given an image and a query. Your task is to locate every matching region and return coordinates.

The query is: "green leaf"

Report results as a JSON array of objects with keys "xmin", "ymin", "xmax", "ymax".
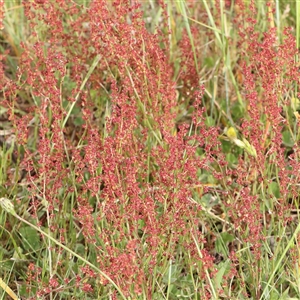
[
  {"xmin": 214, "ymin": 260, "xmax": 231, "ymax": 290},
  {"xmin": 162, "ymin": 263, "xmax": 180, "ymax": 284},
  {"xmin": 19, "ymin": 226, "xmax": 41, "ymax": 251},
  {"xmin": 226, "ymin": 153, "xmax": 238, "ymax": 166},
  {"xmin": 268, "ymin": 182, "xmax": 280, "ymax": 199},
  {"xmin": 231, "ymin": 101, "xmax": 244, "ymax": 122},
  {"xmin": 75, "ymin": 243, "xmax": 86, "ymax": 257},
  {"xmin": 205, "ymin": 116, "xmax": 215, "ymax": 127},
  {"xmin": 12, "ymin": 246, "xmax": 26, "ymax": 261},
  {"xmin": 74, "ymin": 116, "xmax": 84, "ymax": 126},
  {"xmin": 221, "ymin": 139, "xmax": 232, "ymax": 153},
  {"xmin": 282, "ymin": 130, "xmax": 294, "ymax": 147},
  {"xmin": 203, "ymin": 57, "xmax": 215, "ymax": 68},
  {"xmin": 215, "ymin": 232, "xmax": 234, "ymax": 256}
]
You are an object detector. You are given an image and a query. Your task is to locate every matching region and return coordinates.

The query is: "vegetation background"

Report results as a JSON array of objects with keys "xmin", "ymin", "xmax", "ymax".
[{"xmin": 1, "ymin": 0, "xmax": 300, "ymax": 299}]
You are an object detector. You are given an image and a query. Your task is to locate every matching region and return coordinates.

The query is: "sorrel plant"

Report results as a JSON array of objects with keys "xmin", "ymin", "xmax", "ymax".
[{"xmin": 1, "ymin": 1, "xmax": 300, "ymax": 299}]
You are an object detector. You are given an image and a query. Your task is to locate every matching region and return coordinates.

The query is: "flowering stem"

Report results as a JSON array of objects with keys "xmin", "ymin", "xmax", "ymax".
[{"xmin": 62, "ymin": 54, "xmax": 101, "ymax": 129}]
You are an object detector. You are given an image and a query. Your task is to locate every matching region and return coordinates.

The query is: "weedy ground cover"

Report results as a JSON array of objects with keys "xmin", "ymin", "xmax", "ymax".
[{"xmin": 1, "ymin": 1, "xmax": 300, "ymax": 299}]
